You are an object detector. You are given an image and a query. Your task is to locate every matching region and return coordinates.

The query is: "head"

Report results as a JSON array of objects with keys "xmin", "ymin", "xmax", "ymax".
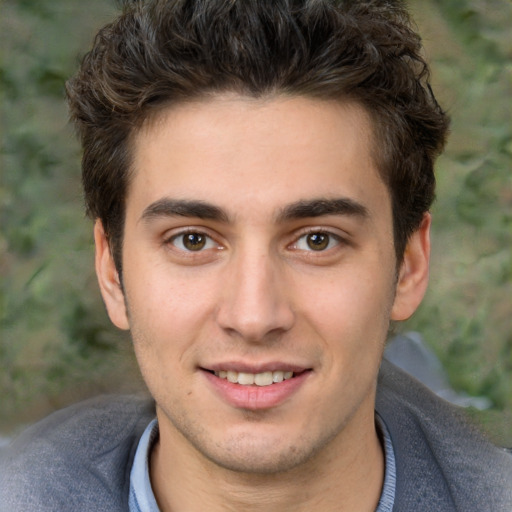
[
  {"xmin": 67, "ymin": 0, "xmax": 449, "ymax": 483},
  {"xmin": 66, "ymin": 0, "xmax": 449, "ymax": 277}
]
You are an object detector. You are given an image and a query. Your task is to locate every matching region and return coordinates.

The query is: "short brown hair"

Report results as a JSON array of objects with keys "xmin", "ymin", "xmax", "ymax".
[{"xmin": 66, "ymin": 0, "xmax": 449, "ymax": 273}]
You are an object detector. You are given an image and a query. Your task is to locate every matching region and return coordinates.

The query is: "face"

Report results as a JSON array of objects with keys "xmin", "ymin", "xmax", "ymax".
[{"xmin": 96, "ymin": 95, "xmax": 430, "ymax": 475}]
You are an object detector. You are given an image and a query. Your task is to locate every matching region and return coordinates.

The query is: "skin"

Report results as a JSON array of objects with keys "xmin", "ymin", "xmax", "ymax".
[{"xmin": 95, "ymin": 95, "xmax": 430, "ymax": 511}]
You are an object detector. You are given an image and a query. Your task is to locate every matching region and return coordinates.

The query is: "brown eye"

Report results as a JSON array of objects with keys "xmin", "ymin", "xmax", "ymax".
[
  {"xmin": 293, "ymin": 231, "xmax": 340, "ymax": 252},
  {"xmin": 306, "ymin": 232, "xmax": 330, "ymax": 251},
  {"xmin": 167, "ymin": 230, "xmax": 221, "ymax": 259},
  {"xmin": 182, "ymin": 233, "xmax": 207, "ymax": 251}
]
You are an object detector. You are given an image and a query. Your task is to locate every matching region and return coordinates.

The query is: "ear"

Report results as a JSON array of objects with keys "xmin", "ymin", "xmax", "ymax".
[
  {"xmin": 391, "ymin": 213, "xmax": 431, "ymax": 321},
  {"xmin": 94, "ymin": 220, "xmax": 130, "ymax": 330}
]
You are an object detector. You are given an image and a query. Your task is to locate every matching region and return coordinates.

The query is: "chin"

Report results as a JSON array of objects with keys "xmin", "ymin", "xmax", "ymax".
[
  {"xmin": 205, "ymin": 446, "xmax": 311, "ymax": 475},
  {"xmin": 197, "ymin": 427, "xmax": 334, "ymax": 475}
]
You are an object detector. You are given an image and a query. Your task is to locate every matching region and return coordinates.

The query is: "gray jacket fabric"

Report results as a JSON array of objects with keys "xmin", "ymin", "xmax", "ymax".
[{"xmin": 1, "ymin": 360, "xmax": 511, "ymax": 511}]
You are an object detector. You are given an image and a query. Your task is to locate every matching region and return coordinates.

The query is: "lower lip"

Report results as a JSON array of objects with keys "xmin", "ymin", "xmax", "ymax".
[{"xmin": 203, "ymin": 370, "xmax": 311, "ymax": 411}]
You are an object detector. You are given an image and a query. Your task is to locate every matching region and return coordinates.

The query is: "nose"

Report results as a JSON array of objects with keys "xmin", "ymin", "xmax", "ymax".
[{"xmin": 216, "ymin": 249, "xmax": 295, "ymax": 343}]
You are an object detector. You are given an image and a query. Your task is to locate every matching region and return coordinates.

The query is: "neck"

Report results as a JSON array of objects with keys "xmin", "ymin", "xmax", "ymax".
[{"xmin": 150, "ymin": 405, "xmax": 384, "ymax": 512}]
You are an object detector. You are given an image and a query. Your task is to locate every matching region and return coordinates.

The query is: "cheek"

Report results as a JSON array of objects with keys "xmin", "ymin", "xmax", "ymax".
[
  {"xmin": 122, "ymin": 264, "xmax": 222, "ymax": 373},
  {"xmin": 293, "ymin": 269, "xmax": 394, "ymax": 379},
  {"xmin": 124, "ymin": 254, "xmax": 216, "ymax": 322},
  {"xmin": 126, "ymin": 292, "xmax": 199, "ymax": 407},
  {"xmin": 298, "ymin": 269, "xmax": 395, "ymax": 331}
]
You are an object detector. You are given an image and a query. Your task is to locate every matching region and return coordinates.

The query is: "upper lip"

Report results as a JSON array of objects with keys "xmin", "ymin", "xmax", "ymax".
[{"xmin": 202, "ymin": 362, "xmax": 311, "ymax": 374}]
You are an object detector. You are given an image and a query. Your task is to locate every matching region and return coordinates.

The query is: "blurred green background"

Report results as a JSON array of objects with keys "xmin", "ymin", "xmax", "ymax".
[{"xmin": 1, "ymin": 0, "xmax": 511, "ymax": 444}]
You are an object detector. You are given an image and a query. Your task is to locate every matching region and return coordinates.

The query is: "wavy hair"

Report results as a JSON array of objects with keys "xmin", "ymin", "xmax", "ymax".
[{"xmin": 67, "ymin": 0, "xmax": 450, "ymax": 272}]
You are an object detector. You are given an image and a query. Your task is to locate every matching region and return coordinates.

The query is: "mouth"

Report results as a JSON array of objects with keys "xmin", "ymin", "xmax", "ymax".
[
  {"xmin": 202, "ymin": 366, "xmax": 312, "ymax": 410},
  {"xmin": 212, "ymin": 370, "xmax": 296, "ymax": 386}
]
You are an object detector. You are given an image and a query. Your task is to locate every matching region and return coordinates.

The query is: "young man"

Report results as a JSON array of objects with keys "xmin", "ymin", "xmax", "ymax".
[{"xmin": 1, "ymin": 1, "xmax": 511, "ymax": 510}]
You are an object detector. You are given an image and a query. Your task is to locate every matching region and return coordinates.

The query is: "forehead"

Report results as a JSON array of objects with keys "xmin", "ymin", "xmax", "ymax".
[{"xmin": 128, "ymin": 94, "xmax": 388, "ymax": 221}]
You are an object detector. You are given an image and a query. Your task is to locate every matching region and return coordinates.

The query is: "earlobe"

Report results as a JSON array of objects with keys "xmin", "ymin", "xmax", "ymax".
[
  {"xmin": 94, "ymin": 220, "xmax": 130, "ymax": 330},
  {"xmin": 391, "ymin": 213, "xmax": 431, "ymax": 321}
]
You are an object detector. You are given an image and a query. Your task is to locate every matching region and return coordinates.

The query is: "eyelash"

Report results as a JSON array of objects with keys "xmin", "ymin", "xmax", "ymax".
[
  {"xmin": 165, "ymin": 227, "xmax": 345, "ymax": 256},
  {"xmin": 165, "ymin": 229, "xmax": 220, "ymax": 253},
  {"xmin": 290, "ymin": 229, "xmax": 344, "ymax": 253}
]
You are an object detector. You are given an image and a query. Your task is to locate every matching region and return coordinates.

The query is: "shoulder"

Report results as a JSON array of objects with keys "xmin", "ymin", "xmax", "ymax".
[
  {"xmin": 0, "ymin": 394, "xmax": 155, "ymax": 512},
  {"xmin": 377, "ymin": 359, "xmax": 512, "ymax": 511}
]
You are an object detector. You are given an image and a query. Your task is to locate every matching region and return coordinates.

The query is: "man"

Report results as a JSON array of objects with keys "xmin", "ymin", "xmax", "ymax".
[{"xmin": 1, "ymin": 0, "xmax": 510, "ymax": 510}]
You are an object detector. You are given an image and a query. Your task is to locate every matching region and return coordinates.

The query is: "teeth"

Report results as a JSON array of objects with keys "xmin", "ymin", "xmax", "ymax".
[
  {"xmin": 273, "ymin": 371, "xmax": 284, "ymax": 383},
  {"xmin": 214, "ymin": 370, "xmax": 295, "ymax": 386},
  {"xmin": 237, "ymin": 372, "xmax": 255, "ymax": 385},
  {"xmin": 254, "ymin": 371, "xmax": 273, "ymax": 386}
]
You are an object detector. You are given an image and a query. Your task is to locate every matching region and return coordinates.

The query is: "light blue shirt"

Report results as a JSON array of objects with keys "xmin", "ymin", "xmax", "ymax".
[
  {"xmin": 375, "ymin": 413, "xmax": 396, "ymax": 512},
  {"xmin": 129, "ymin": 419, "xmax": 160, "ymax": 512},
  {"xmin": 129, "ymin": 414, "xmax": 396, "ymax": 511}
]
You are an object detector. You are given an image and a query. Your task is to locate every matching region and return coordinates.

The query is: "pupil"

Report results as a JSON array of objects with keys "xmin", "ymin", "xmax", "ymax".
[
  {"xmin": 307, "ymin": 233, "xmax": 329, "ymax": 251},
  {"xmin": 184, "ymin": 233, "xmax": 205, "ymax": 251}
]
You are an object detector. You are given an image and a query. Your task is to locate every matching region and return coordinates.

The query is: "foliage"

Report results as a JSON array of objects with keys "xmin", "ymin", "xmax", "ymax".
[
  {"xmin": 0, "ymin": 0, "xmax": 139, "ymax": 428},
  {"xmin": 1, "ymin": 0, "xmax": 511, "ymax": 443},
  {"xmin": 405, "ymin": 0, "xmax": 511, "ymax": 444}
]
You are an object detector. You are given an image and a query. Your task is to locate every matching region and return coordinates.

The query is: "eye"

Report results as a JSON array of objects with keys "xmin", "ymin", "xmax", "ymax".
[
  {"xmin": 170, "ymin": 232, "xmax": 217, "ymax": 252},
  {"xmin": 294, "ymin": 231, "xmax": 340, "ymax": 252}
]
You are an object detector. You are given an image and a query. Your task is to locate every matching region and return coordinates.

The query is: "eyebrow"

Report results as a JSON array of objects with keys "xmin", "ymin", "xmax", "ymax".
[
  {"xmin": 139, "ymin": 197, "xmax": 368, "ymax": 225},
  {"xmin": 140, "ymin": 199, "xmax": 230, "ymax": 223},
  {"xmin": 276, "ymin": 198, "xmax": 369, "ymax": 222}
]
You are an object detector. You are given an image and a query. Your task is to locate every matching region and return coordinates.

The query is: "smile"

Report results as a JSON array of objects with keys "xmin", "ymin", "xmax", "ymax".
[
  {"xmin": 204, "ymin": 367, "xmax": 312, "ymax": 410},
  {"xmin": 214, "ymin": 370, "xmax": 294, "ymax": 386}
]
